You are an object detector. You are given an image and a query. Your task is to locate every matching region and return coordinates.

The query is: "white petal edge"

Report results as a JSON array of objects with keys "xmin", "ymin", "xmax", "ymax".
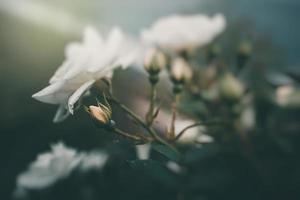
[
  {"xmin": 67, "ymin": 79, "xmax": 95, "ymax": 114},
  {"xmin": 53, "ymin": 105, "xmax": 70, "ymax": 123},
  {"xmin": 32, "ymin": 81, "xmax": 69, "ymax": 104}
]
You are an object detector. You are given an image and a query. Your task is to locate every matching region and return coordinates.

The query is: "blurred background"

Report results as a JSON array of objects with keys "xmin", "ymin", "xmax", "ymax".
[{"xmin": 0, "ymin": 0, "xmax": 299, "ymax": 199}]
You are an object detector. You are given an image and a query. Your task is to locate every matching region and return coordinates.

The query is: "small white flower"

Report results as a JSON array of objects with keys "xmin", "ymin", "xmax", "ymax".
[
  {"xmin": 197, "ymin": 134, "xmax": 214, "ymax": 143},
  {"xmin": 276, "ymin": 85, "xmax": 295, "ymax": 106},
  {"xmin": 166, "ymin": 161, "xmax": 182, "ymax": 174},
  {"xmin": 276, "ymin": 85, "xmax": 300, "ymax": 108},
  {"xmin": 32, "ymin": 26, "xmax": 140, "ymax": 122},
  {"xmin": 80, "ymin": 151, "xmax": 109, "ymax": 171},
  {"xmin": 141, "ymin": 14, "xmax": 226, "ymax": 52},
  {"xmin": 16, "ymin": 142, "xmax": 82, "ymax": 190},
  {"xmin": 135, "ymin": 143, "xmax": 151, "ymax": 160}
]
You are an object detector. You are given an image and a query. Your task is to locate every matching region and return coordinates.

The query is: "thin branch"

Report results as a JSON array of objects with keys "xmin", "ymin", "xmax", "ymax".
[
  {"xmin": 112, "ymin": 128, "xmax": 143, "ymax": 141},
  {"xmin": 173, "ymin": 120, "xmax": 222, "ymax": 142},
  {"xmin": 146, "ymin": 83, "xmax": 157, "ymax": 126},
  {"xmin": 169, "ymin": 93, "xmax": 180, "ymax": 139},
  {"xmin": 109, "ymin": 96, "xmax": 178, "ymax": 152}
]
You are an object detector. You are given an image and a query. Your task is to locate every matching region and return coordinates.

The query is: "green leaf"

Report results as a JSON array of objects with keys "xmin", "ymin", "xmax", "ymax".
[
  {"xmin": 128, "ymin": 159, "xmax": 179, "ymax": 187},
  {"xmin": 152, "ymin": 144, "xmax": 181, "ymax": 162}
]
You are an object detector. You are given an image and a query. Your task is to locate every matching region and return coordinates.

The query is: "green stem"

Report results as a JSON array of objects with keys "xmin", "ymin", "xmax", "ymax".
[
  {"xmin": 146, "ymin": 83, "xmax": 157, "ymax": 126},
  {"xmin": 169, "ymin": 93, "xmax": 180, "ymax": 139},
  {"xmin": 112, "ymin": 128, "xmax": 143, "ymax": 141},
  {"xmin": 109, "ymin": 96, "xmax": 178, "ymax": 152}
]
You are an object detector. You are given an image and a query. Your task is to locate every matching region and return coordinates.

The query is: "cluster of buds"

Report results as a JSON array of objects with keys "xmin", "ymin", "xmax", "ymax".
[
  {"xmin": 170, "ymin": 57, "xmax": 192, "ymax": 94},
  {"xmin": 144, "ymin": 48, "xmax": 167, "ymax": 85},
  {"xmin": 86, "ymin": 99, "xmax": 115, "ymax": 129}
]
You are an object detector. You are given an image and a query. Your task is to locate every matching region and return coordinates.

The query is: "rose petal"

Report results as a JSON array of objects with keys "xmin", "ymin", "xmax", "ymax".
[{"xmin": 68, "ymin": 80, "xmax": 95, "ymax": 114}]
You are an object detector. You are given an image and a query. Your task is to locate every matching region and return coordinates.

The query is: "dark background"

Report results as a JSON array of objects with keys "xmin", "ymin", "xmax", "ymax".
[{"xmin": 0, "ymin": 0, "xmax": 299, "ymax": 199}]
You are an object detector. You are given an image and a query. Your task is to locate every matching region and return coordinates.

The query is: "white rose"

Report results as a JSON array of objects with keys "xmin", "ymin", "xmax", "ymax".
[
  {"xmin": 79, "ymin": 151, "xmax": 109, "ymax": 171},
  {"xmin": 16, "ymin": 142, "xmax": 82, "ymax": 190},
  {"xmin": 141, "ymin": 14, "xmax": 226, "ymax": 52},
  {"xmin": 32, "ymin": 26, "xmax": 140, "ymax": 122},
  {"xmin": 16, "ymin": 143, "xmax": 110, "ymax": 194}
]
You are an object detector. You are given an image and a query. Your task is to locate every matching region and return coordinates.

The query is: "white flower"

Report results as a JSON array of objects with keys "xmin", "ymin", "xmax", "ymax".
[
  {"xmin": 16, "ymin": 142, "xmax": 82, "ymax": 190},
  {"xmin": 135, "ymin": 143, "xmax": 151, "ymax": 160},
  {"xmin": 80, "ymin": 151, "xmax": 109, "ymax": 171},
  {"xmin": 276, "ymin": 85, "xmax": 300, "ymax": 108},
  {"xmin": 141, "ymin": 14, "xmax": 226, "ymax": 52},
  {"xmin": 276, "ymin": 85, "xmax": 295, "ymax": 106},
  {"xmin": 166, "ymin": 161, "xmax": 182, "ymax": 174},
  {"xmin": 32, "ymin": 26, "xmax": 140, "ymax": 122}
]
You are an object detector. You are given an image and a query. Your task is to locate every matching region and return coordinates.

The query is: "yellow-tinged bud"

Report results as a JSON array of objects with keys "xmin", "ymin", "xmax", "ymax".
[
  {"xmin": 89, "ymin": 106, "xmax": 110, "ymax": 124},
  {"xmin": 170, "ymin": 57, "xmax": 193, "ymax": 84},
  {"xmin": 219, "ymin": 72, "xmax": 245, "ymax": 101},
  {"xmin": 87, "ymin": 101, "xmax": 113, "ymax": 128},
  {"xmin": 237, "ymin": 41, "xmax": 252, "ymax": 70},
  {"xmin": 144, "ymin": 48, "xmax": 167, "ymax": 74},
  {"xmin": 238, "ymin": 41, "xmax": 252, "ymax": 56}
]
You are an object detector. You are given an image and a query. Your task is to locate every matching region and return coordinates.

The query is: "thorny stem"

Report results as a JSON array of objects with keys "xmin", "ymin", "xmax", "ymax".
[
  {"xmin": 146, "ymin": 83, "xmax": 157, "ymax": 126},
  {"xmin": 173, "ymin": 120, "xmax": 223, "ymax": 142},
  {"xmin": 169, "ymin": 93, "xmax": 180, "ymax": 139},
  {"xmin": 109, "ymin": 96, "xmax": 178, "ymax": 152}
]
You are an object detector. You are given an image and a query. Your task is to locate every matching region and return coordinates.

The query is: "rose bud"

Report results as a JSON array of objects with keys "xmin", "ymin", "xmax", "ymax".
[
  {"xmin": 237, "ymin": 41, "xmax": 252, "ymax": 70},
  {"xmin": 170, "ymin": 57, "xmax": 193, "ymax": 84},
  {"xmin": 144, "ymin": 48, "xmax": 167, "ymax": 75},
  {"xmin": 219, "ymin": 72, "xmax": 245, "ymax": 102},
  {"xmin": 238, "ymin": 41, "xmax": 252, "ymax": 56},
  {"xmin": 86, "ymin": 103, "xmax": 114, "ymax": 128}
]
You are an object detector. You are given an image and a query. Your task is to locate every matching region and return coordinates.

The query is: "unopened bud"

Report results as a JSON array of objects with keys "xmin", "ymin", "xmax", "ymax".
[
  {"xmin": 144, "ymin": 48, "xmax": 167, "ymax": 75},
  {"xmin": 170, "ymin": 58, "xmax": 192, "ymax": 84},
  {"xmin": 237, "ymin": 41, "xmax": 252, "ymax": 69},
  {"xmin": 87, "ymin": 104, "xmax": 113, "ymax": 128},
  {"xmin": 238, "ymin": 41, "xmax": 252, "ymax": 56},
  {"xmin": 219, "ymin": 72, "xmax": 244, "ymax": 101}
]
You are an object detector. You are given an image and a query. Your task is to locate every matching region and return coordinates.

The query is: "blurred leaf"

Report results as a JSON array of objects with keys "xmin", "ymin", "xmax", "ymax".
[
  {"xmin": 152, "ymin": 144, "xmax": 181, "ymax": 162},
  {"xmin": 265, "ymin": 71, "xmax": 294, "ymax": 86},
  {"xmin": 128, "ymin": 159, "xmax": 179, "ymax": 188},
  {"xmin": 184, "ymin": 144, "xmax": 220, "ymax": 164}
]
